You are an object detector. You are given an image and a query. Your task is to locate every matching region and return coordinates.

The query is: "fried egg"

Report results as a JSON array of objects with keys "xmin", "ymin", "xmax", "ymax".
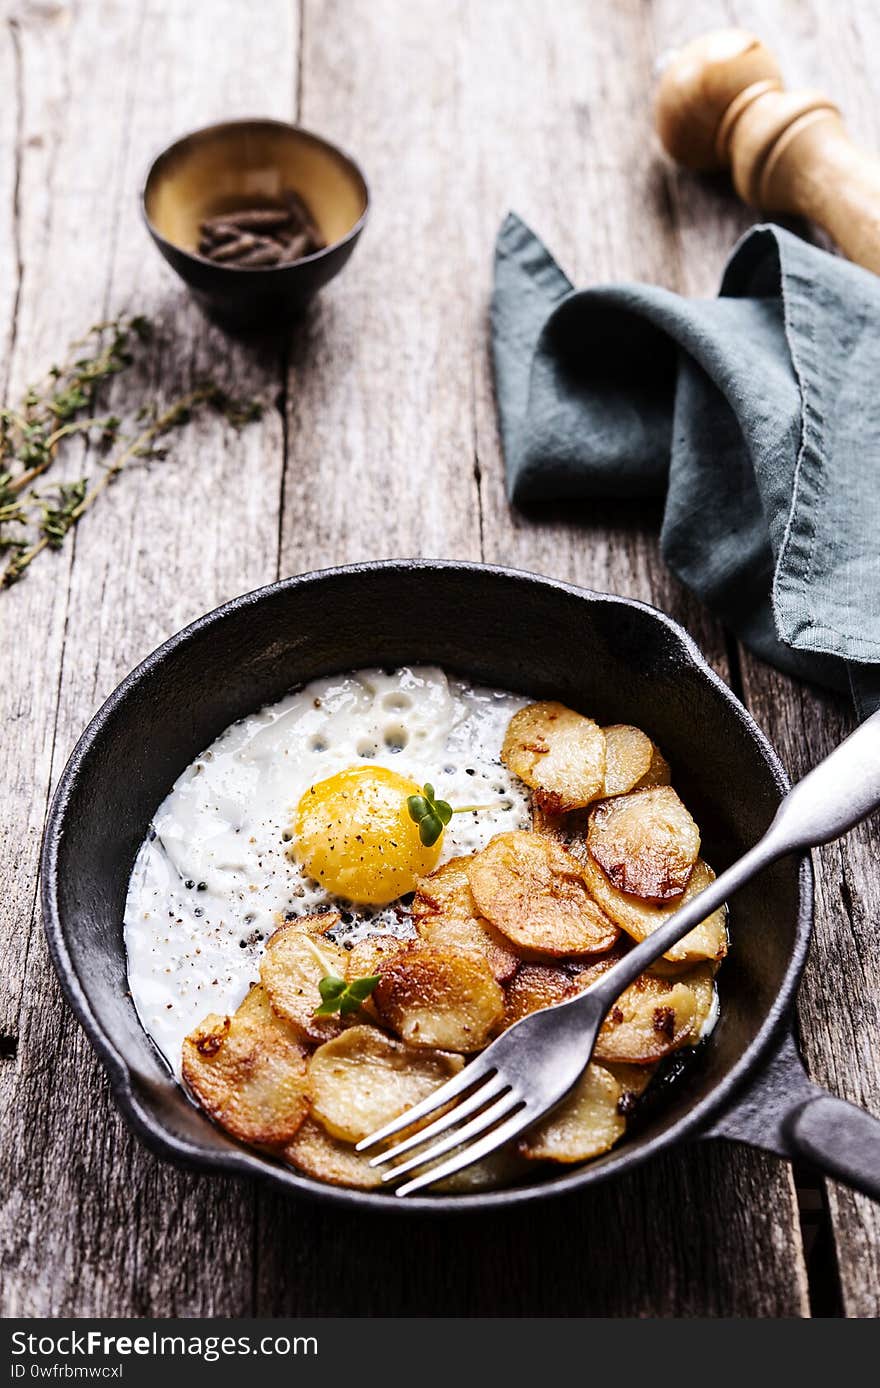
[{"xmin": 123, "ymin": 667, "xmax": 530, "ymax": 1072}]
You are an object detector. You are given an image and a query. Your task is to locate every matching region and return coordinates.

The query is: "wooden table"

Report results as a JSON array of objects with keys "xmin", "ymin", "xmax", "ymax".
[{"xmin": 2, "ymin": 0, "xmax": 878, "ymax": 1319}]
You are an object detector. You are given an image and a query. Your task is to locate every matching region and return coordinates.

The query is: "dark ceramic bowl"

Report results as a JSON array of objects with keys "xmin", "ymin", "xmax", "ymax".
[
  {"xmin": 41, "ymin": 562, "xmax": 880, "ymax": 1212},
  {"xmin": 142, "ymin": 118, "xmax": 369, "ymax": 328}
]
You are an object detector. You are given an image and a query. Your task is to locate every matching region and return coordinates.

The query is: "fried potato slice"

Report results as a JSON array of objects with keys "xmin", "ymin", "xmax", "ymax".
[
  {"xmin": 501, "ymin": 942, "xmax": 628, "ymax": 1029},
  {"xmin": 606, "ymin": 1062, "xmax": 658, "ymax": 1116},
  {"xmin": 587, "ymin": 786, "xmax": 700, "ymax": 901},
  {"xmin": 182, "ymin": 985, "xmax": 310, "ymax": 1147},
  {"xmin": 504, "ymin": 950, "xmax": 695, "ymax": 1064},
  {"xmin": 501, "ymin": 962, "xmax": 578, "ymax": 1028},
  {"xmin": 652, "ymin": 961, "xmax": 718, "ymax": 1039},
  {"xmin": 434, "ymin": 1146, "xmax": 527, "ymax": 1192},
  {"xmin": 602, "ymin": 725, "xmax": 670, "ymax": 796},
  {"xmin": 581, "ymin": 851, "xmax": 729, "ymax": 964},
  {"xmin": 467, "ymin": 831, "xmax": 620, "ymax": 958},
  {"xmin": 591, "ymin": 973, "xmax": 697, "ymax": 1065},
  {"xmin": 284, "ymin": 1118, "xmax": 519, "ymax": 1194},
  {"xmin": 414, "ymin": 857, "xmax": 519, "ymax": 983},
  {"xmin": 502, "ymin": 701, "xmax": 606, "ymax": 813},
  {"xmin": 528, "ymin": 802, "xmax": 572, "ymax": 844},
  {"xmin": 373, "ymin": 943, "xmax": 504, "ymax": 1051},
  {"xmin": 284, "ymin": 1119, "xmax": 384, "ymax": 1190},
  {"xmin": 308, "ymin": 1025, "xmax": 463, "ymax": 1142},
  {"xmin": 683, "ymin": 962, "xmax": 718, "ymax": 1038},
  {"xmin": 519, "ymin": 1063, "xmax": 625, "ymax": 1163},
  {"xmin": 260, "ymin": 919, "xmax": 354, "ymax": 1044},
  {"xmin": 343, "ymin": 933, "xmax": 405, "ymax": 976},
  {"xmin": 340, "ymin": 935, "xmax": 407, "ymax": 1024}
]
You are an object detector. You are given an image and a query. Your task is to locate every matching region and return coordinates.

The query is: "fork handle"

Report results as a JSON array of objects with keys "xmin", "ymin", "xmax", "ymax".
[{"xmin": 590, "ymin": 708, "xmax": 880, "ymax": 1001}]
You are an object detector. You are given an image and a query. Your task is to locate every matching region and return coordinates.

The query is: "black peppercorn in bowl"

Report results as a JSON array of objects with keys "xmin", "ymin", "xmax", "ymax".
[{"xmin": 142, "ymin": 118, "xmax": 369, "ymax": 328}]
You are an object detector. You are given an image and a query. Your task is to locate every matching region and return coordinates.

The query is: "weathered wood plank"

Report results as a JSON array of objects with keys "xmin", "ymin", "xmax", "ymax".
[
  {"xmin": 1, "ymin": 4, "xmax": 147, "ymax": 1313},
  {"xmin": 469, "ymin": 0, "xmax": 809, "ymax": 1319},
  {"xmin": 253, "ymin": 0, "xmax": 809, "ymax": 1317},
  {"xmin": 0, "ymin": 0, "xmax": 105, "ymax": 1061},
  {"xmin": 10, "ymin": 0, "xmax": 877, "ymax": 1319},
  {"xmin": 0, "ymin": 12, "xmax": 19, "ymax": 383},
  {"xmin": 1, "ymin": 0, "xmax": 298, "ymax": 1317},
  {"xmin": 277, "ymin": 0, "xmax": 482, "ymax": 565},
  {"xmin": 651, "ymin": 0, "xmax": 880, "ymax": 1317}
]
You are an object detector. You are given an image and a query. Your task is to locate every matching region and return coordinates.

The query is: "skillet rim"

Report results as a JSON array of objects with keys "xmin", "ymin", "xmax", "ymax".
[{"xmin": 40, "ymin": 558, "xmax": 813, "ymax": 1213}]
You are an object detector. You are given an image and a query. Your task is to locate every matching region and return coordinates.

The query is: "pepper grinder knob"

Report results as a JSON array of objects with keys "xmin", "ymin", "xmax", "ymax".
[{"xmin": 655, "ymin": 27, "xmax": 880, "ymax": 275}]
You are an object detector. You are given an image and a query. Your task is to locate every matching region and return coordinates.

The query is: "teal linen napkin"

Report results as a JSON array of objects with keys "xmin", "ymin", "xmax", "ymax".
[{"xmin": 491, "ymin": 214, "xmax": 880, "ymax": 715}]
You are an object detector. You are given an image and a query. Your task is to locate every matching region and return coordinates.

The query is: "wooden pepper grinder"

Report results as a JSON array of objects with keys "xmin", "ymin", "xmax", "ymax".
[{"xmin": 655, "ymin": 27, "xmax": 880, "ymax": 274}]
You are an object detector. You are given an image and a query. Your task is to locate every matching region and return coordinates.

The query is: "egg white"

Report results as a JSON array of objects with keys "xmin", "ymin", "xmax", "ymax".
[{"xmin": 123, "ymin": 667, "xmax": 530, "ymax": 1073}]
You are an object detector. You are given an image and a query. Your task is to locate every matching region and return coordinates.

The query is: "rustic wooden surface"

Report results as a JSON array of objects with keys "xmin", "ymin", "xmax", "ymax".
[{"xmin": 1, "ymin": 0, "xmax": 877, "ymax": 1318}]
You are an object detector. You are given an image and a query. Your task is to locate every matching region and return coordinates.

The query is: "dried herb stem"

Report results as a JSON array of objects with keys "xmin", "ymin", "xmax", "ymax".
[
  {"xmin": 0, "ymin": 313, "xmax": 262, "ymax": 591},
  {"xmin": 6, "ymin": 416, "xmax": 117, "ymax": 495},
  {"xmin": 1, "ymin": 387, "xmax": 254, "ymax": 589}
]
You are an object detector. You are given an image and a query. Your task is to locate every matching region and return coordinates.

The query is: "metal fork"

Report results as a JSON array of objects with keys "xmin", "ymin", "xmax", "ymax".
[{"xmin": 357, "ymin": 708, "xmax": 880, "ymax": 1195}]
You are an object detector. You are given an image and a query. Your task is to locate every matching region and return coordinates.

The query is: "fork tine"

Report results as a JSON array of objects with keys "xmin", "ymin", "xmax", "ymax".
[
  {"xmin": 355, "ymin": 1060, "xmax": 494, "ymax": 1152},
  {"xmin": 368, "ymin": 1073, "xmax": 508, "ymax": 1168},
  {"xmin": 381, "ymin": 1090, "xmax": 521, "ymax": 1182},
  {"xmin": 394, "ymin": 1107, "xmax": 536, "ymax": 1197}
]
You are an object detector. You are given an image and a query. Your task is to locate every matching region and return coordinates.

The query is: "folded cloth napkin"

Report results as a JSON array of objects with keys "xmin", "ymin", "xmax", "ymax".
[{"xmin": 491, "ymin": 214, "xmax": 880, "ymax": 716}]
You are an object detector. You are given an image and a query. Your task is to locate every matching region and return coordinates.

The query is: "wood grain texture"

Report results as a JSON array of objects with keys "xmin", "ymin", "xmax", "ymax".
[
  {"xmin": 276, "ymin": 0, "xmax": 482, "ymax": 566},
  {"xmin": 255, "ymin": 0, "xmax": 809, "ymax": 1319},
  {"xmin": 0, "ymin": 0, "xmax": 298, "ymax": 1317},
  {"xmin": 5, "ymin": 0, "xmax": 877, "ymax": 1319},
  {"xmin": 651, "ymin": 0, "xmax": 880, "ymax": 1318}
]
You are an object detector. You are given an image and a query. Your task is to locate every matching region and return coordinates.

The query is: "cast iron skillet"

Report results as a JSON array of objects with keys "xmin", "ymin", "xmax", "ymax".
[{"xmin": 41, "ymin": 561, "xmax": 880, "ymax": 1211}]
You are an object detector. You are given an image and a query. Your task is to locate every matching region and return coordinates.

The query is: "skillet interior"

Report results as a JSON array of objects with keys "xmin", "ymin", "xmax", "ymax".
[{"xmin": 42, "ymin": 561, "xmax": 808, "ymax": 1211}]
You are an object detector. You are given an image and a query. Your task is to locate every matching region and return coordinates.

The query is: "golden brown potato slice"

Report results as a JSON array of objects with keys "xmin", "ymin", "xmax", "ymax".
[
  {"xmin": 501, "ymin": 941, "xmax": 628, "ymax": 1029},
  {"xmin": 308, "ymin": 1025, "xmax": 463, "ymax": 1142},
  {"xmin": 606, "ymin": 1061, "xmax": 658, "ymax": 1116},
  {"xmin": 528, "ymin": 802, "xmax": 571, "ymax": 844},
  {"xmin": 652, "ymin": 961, "xmax": 718, "ymax": 1039},
  {"xmin": 502, "ymin": 962, "xmax": 577, "ymax": 1028},
  {"xmin": 519, "ymin": 1063, "xmax": 625, "ymax": 1163},
  {"xmin": 591, "ymin": 973, "xmax": 697, "ymax": 1065},
  {"xmin": 343, "ymin": 934, "xmax": 405, "ymax": 978},
  {"xmin": 373, "ymin": 943, "xmax": 504, "ymax": 1051},
  {"xmin": 182, "ymin": 985, "xmax": 311, "ymax": 1147},
  {"xmin": 339, "ymin": 935, "xmax": 407, "ymax": 1025},
  {"xmin": 581, "ymin": 851, "xmax": 729, "ymax": 964},
  {"xmin": 467, "ymin": 831, "xmax": 620, "ymax": 959},
  {"xmin": 434, "ymin": 1146, "xmax": 527, "ymax": 1192},
  {"xmin": 501, "ymin": 701, "xmax": 606, "ymax": 813},
  {"xmin": 414, "ymin": 857, "xmax": 519, "ymax": 983},
  {"xmin": 284, "ymin": 1119, "xmax": 522, "ymax": 1194},
  {"xmin": 602, "ymin": 725, "xmax": 670, "ymax": 796},
  {"xmin": 587, "ymin": 786, "xmax": 700, "ymax": 901},
  {"xmin": 260, "ymin": 920, "xmax": 354, "ymax": 1044},
  {"xmin": 284, "ymin": 1119, "xmax": 384, "ymax": 1190},
  {"xmin": 270, "ymin": 908, "xmax": 342, "ymax": 935},
  {"xmin": 642, "ymin": 743, "xmax": 673, "ymax": 790}
]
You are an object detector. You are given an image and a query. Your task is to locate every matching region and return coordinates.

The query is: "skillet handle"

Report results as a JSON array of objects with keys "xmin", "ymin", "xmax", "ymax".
[
  {"xmin": 783, "ymin": 1094, "xmax": 880, "ymax": 1201},
  {"xmin": 703, "ymin": 1032, "xmax": 880, "ymax": 1201}
]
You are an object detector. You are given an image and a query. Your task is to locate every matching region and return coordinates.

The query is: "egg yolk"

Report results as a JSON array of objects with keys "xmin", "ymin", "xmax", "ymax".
[{"xmin": 290, "ymin": 765, "xmax": 442, "ymax": 906}]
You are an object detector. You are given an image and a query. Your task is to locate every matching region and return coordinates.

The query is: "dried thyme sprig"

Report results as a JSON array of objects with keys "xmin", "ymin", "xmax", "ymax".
[
  {"xmin": 1, "ymin": 385, "xmax": 263, "ymax": 589},
  {"xmin": 0, "ymin": 315, "xmax": 263, "ymax": 590},
  {"xmin": 0, "ymin": 314, "xmax": 150, "ymax": 486}
]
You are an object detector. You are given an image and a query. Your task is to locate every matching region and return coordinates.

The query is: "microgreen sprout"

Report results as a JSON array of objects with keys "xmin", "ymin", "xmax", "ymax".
[
  {"xmin": 313, "ymin": 973, "xmax": 380, "ymax": 1017},
  {"xmin": 406, "ymin": 782, "xmax": 509, "ymax": 848},
  {"xmin": 301, "ymin": 936, "xmax": 381, "ymax": 1018}
]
